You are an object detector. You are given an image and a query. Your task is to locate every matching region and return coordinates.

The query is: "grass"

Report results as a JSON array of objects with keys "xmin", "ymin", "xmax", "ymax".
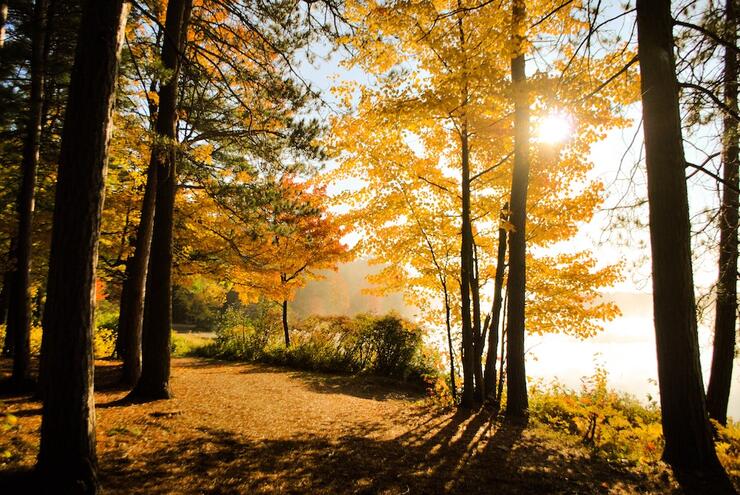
[{"xmin": 171, "ymin": 332, "xmax": 214, "ymax": 357}]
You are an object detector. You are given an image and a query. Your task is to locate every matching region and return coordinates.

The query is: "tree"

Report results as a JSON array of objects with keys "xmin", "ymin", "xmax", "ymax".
[
  {"xmin": 267, "ymin": 178, "xmax": 350, "ymax": 347},
  {"xmin": 115, "ymin": 17, "xmax": 164, "ymax": 386},
  {"xmin": 482, "ymin": 204, "xmax": 508, "ymax": 401},
  {"xmin": 130, "ymin": 0, "xmax": 192, "ymax": 400},
  {"xmin": 635, "ymin": 0, "xmax": 734, "ymax": 491},
  {"xmin": 36, "ymin": 0, "xmax": 130, "ymax": 491},
  {"xmin": 504, "ymin": 0, "xmax": 530, "ymax": 421},
  {"xmin": 5, "ymin": 0, "xmax": 48, "ymax": 390},
  {"xmin": 329, "ymin": 0, "xmax": 625, "ymax": 408},
  {"xmin": 706, "ymin": 0, "xmax": 739, "ymax": 427}
]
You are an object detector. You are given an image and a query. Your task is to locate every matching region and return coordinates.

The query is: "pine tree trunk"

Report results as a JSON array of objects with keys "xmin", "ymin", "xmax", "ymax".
[
  {"xmin": 484, "ymin": 204, "xmax": 508, "ymax": 401},
  {"xmin": 6, "ymin": 0, "xmax": 48, "ymax": 390},
  {"xmin": 706, "ymin": 0, "xmax": 739, "ymax": 427},
  {"xmin": 117, "ymin": 156, "xmax": 157, "ymax": 385},
  {"xmin": 505, "ymin": 0, "xmax": 530, "ymax": 421},
  {"xmin": 36, "ymin": 1, "xmax": 129, "ymax": 492},
  {"xmin": 636, "ymin": 1, "xmax": 734, "ymax": 490},
  {"xmin": 131, "ymin": 0, "xmax": 192, "ymax": 401},
  {"xmin": 282, "ymin": 299, "xmax": 290, "ymax": 347}
]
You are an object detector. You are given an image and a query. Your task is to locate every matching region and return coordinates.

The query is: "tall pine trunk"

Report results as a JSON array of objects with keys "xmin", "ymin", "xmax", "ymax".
[
  {"xmin": 6, "ymin": 0, "xmax": 48, "ymax": 389},
  {"xmin": 36, "ymin": 0, "xmax": 129, "ymax": 491},
  {"xmin": 505, "ymin": 0, "xmax": 530, "ymax": 421},
  {"xmin": 117, "ymin": 58, "xmax": 161, "ymax": 385},
  {"xmin": 131, "ymin": 0, "xmax": 192, "ymax": 400},
  {"xmin": 118, "ymin": 156, "xmax": 157, "ymax": 385},
  {"xmin": 706, "ymin": 0, "xmax": 739, "ymax": 427},
  {"xmin": 636, "ymin": 0, "xmax": 734, "ymax": 490}
]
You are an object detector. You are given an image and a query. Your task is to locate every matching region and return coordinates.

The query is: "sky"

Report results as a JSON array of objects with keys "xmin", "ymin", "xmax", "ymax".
[{"xmin": 293, "ymin": 15, "xmax": 739, "ymax": 419}]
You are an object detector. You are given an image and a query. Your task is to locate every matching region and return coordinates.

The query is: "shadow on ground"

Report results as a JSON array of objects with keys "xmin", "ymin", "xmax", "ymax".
[
  {"xmin": 288, "ymin": 371, "xmax": 423, "ymax": 402},
  {"xmin": 0, "ymin": 357, "xmax": 670, "ymax": 494},
  {"xmin": 96, "ymin": 411, "xmax": 657, "ymax": 495}
]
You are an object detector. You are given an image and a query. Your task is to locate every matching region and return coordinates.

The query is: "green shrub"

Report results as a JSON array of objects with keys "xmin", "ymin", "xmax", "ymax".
[{"xmin": 201, "ymin": 306, "xmax": 437, "ymax": 388}]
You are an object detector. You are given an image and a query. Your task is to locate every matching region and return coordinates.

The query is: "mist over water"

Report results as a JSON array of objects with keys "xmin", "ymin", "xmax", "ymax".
[{"xmin": 294, "ymin": 261, "xmax": 739, "ymax": 420}]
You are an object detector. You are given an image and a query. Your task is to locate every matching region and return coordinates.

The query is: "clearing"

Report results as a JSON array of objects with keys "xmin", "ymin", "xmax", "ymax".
[{"xmin": 1, "ymin": 357, "xmax": 676, "ymax": 494}]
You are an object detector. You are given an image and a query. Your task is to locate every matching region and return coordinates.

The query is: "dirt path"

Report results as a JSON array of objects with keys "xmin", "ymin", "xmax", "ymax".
[{"xmin": 1, "ymin": 357, "xmax": 672, "ymax": 494}]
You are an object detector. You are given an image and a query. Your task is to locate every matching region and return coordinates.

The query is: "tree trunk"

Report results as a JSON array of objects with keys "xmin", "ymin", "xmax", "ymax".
[
  {"xmin": 117, "ymin": 156, "xmax": 157, "ymax": 385},
  {"xmin": 459, "ymin": 117, "xmax": 476, "ymax": 408},
  {"xmin": 117, "ymin": 53, "xmax": 161, "ymax": 384},
  {"xmin": 131, "ymin": 0, "xmax": 192, "ymax": 401},
  {"xmin": 636, "ymin": 1, "xmax": 734, "ymax": 491},
  {"xmin": 282, "ymin": 299, "xmax": 290, "ymax": 347},
  {"xmin": 471, "ymin": 243, "xmax": 484, "ymax": 402},
  {"xmin": 443, "ymin": 281, "xmax": 457, "ymax": 402},
  {"xmin": 484, "ymin": 204, "xmax": 508, "ymax": 401},
  {"xmin": 505, "ymin": 0, "xmax": 530, "ymax": 422},
  {"xmin": 36, "ymin": 0, "xmax": 129, "ymax": 492},
  {"xmin": 706, "ymin": 0, "xmax": 739, "ymax": 427},
  {"xmin": 497, "ymin": 296, "xmax": 507, "ymax": 410},
  {"xmin": 6, "ymin": 0, "xmax": 48, "ymax": 390}
]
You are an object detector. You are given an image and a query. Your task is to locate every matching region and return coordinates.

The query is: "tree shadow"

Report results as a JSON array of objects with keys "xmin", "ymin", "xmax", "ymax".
[
  {"xmin": 290, "ymin": 372, "xmax": 424, "ymax": 402},
  {"xmin": 0, "ymin": 403, "xmax": 667, "ymax": 495},
  {"xmin": 91, "ymin": 409, "xmax": 658, "ymax": 494},
  {"xmin": 174, "ymin": 358, "xmax": 251, "ymax": 370}
]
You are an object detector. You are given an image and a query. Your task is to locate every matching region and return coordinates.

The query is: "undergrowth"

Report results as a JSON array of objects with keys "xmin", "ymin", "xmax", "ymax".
[
  {"xmin": 528, "ymin": 367, "xmax": 740, "ymax": 483},
  {"xmin": 191, "ymin": 307, "xmax": 439, "ymax": 389}
]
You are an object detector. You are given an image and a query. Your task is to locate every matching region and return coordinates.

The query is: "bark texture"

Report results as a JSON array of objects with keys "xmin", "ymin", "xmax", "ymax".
[
  {"xmin": 117, "ymin": 157, "xmax": 157, "ymax": 385},
  {"xmin": 706, "ymin": 0, "xmax": 739, "ymax": 427},
  {"xmin": 636, "ymin": 0, "xmax": 734, "ymax": 491},
  {"xmin": 131, "ymin": 0, "xmax": 192, "ymax": 400},
  {"xmin": 36, "ymin": 1, "xmax": 129, "ymax": 492},
  {"xmin": 505, "ymin": 0, "xmax": 530, "ymax": 421},
  {"xmin": 7, "ymin": 0, "xmax": 48, "ymax": 389},
  {"xmin": 117, "ymin": 62, "xmax": 161, "ymax": 385}
]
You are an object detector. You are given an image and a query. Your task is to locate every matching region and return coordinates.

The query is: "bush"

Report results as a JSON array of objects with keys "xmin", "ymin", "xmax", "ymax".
[
  {"xmin": 94, "ymin": 299, "xmax": 119, "ymax": 358},
  {"xmin": 200, "ymin": 306, "xmax": 438, "ymax": 389},
  {"xmin": 529, "ymin": 368, "xmax": 665, "ymax": 468},
  {"xmin": 0, "ymin": 301, "xmax": 118, "ymax": 359},
  {"xmin": 715, "ymin": 419, "xmax": 740, "ymax": 480}
]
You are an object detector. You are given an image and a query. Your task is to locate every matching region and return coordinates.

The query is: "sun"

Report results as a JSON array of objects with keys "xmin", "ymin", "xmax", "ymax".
[{"xmin": 536, "ymin": 113, "xmax": 573, "ymax": 144}]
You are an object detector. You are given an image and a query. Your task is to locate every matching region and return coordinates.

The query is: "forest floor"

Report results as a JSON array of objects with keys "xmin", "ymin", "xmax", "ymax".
[{"xmin": 0, "ymin": 357, "xmax": 680, "ymax": 494}]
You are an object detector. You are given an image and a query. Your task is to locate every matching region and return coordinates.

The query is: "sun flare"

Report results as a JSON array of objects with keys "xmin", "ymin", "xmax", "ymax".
[{"xmin": 536, "ymin": 113, "xmax": 573, "ymax": 144}]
